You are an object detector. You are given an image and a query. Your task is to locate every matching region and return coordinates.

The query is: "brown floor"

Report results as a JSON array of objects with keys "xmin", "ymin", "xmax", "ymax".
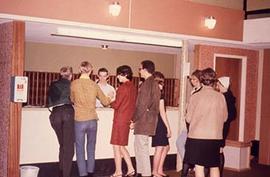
[{"xmin": 166, "ymin": 159, "xmax": 270, "ymax": 177}]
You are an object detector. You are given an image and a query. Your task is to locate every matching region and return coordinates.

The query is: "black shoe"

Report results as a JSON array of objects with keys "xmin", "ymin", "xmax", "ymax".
[
  {"xmin": 136, "ymin": 173, "xmax": 142, "ymax": 177},
  {"xmin": 88, "ymin": 173, "xmax": 94, "ymax": 177}
]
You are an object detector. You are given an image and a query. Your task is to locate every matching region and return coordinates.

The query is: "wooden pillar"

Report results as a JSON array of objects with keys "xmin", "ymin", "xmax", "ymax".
[
  {"xmin": 0, "ymin": 21, "xmax": 25, "ymax": 177},
  {"xmin": 259, "ymin": 49, "xmax": 270, "ymax": 165},
  {"xmin": 176, "ymin": 40, "xmax": 189, "ymax": 171}
]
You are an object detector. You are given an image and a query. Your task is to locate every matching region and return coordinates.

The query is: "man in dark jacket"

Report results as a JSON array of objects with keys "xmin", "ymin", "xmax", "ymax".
[
  {"xmin": 47, "ymin": 66, "xmax": 74, "ymax": 177},
  {"xmin": 133, "ymin": 60, "xmax": 161, "ymax": 177}
]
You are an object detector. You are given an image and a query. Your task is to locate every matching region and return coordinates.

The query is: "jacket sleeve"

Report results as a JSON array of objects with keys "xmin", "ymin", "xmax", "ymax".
[
  {"xmin": 111, "ymin": 86, "xmax": 126, "ymax": 110},
  {"xmin": 221, "ymin": 95, "xmax": 228, "ymax": 122},
  {"xmin": 151, "ymin": 81, "xmax": 161, "ymax": 113},
  {"xmin": 96, "ymin": 85, "xmax": 111, "ymax": 106},
  {"xmin": 185, "ymin": 95, "xmax": 195, "ymax": 123},
  {"xmin": 70, "ymin": 82, "xmax": 75, "ymax": 103}
]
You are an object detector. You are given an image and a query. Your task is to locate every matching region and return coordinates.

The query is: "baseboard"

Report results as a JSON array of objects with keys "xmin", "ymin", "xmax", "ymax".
[{"xmin": 20, "ymin": 154, "xmax": 177, "ymax": 177}]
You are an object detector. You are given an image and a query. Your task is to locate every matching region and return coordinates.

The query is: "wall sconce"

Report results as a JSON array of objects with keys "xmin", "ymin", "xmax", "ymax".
[
  {"xmin": 109, "ymin": 2, "xmax": 121, "ymax": 16},
  {"xmin": 204, "ymin": 16, "xmax": 216, "ymax": 29}
]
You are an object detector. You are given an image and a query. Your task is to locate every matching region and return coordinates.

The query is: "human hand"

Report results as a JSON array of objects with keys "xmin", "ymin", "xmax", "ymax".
[
  {"xmin": 167, "ymin": 128, "xmax": 172, "ymax": 138},
  {"xmin": 107, "ymin": 91, "xmax": 115, "ymax": 101},
  {"xmin": 130, "ymin": 121, "xmax": 134, "ymax": 130}
]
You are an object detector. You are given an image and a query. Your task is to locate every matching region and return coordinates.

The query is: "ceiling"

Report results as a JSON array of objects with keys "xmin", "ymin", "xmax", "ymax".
[
  {"xmin": 1, "ymin": 18, "xmax": 269, "ymax": 52},
  {"xmin": 25, "ymin": 21, "xmax": 182, "ymax": 55}
]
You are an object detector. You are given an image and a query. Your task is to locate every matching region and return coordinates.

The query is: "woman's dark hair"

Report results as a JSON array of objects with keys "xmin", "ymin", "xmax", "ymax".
[
  {"xmin": 153, "ymin": 71, "xmax": 165, "ymax": 83},
  {"xmin": 191, "ymin": 69, "xmax": 202, "ymax": 82},
  {"xmin": 201, "ymin": 67, "xmax": 217, "ymax": 87},
  {"xmin": 116, "ymin": 65, "xmax": 133, "ymax": 80},
  {"xmin": 153, "ymin": 71, "xmax": 165, "ymax": 97},
  {"xmin": 141, "ymin": 60, "xmax": 155, "ymax": 74}
]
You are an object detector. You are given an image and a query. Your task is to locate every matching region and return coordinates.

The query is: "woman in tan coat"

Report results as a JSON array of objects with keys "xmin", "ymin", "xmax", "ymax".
[{"xmin": 184, "ymin": 68, "xmax": 228, "ymax": 177}]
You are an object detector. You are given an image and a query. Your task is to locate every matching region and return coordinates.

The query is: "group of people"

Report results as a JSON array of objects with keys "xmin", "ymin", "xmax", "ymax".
[
  {"xmin": 47, "ymin": 60, "xmax": 172, "ymax": 177},
  {"xmin": 176, "ymin": 68, "xmax": 236, "ymax": 177}
]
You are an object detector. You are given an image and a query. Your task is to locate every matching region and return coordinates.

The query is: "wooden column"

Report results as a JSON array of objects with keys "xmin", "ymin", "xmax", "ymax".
[
  {"xmin": 0, "ymin": 21, "xmax": 25, "ymax": 177},
  {"xmin": 259, "ymin": 49, "xmax": 270, "ymax": 165},
  {"xmin": 176, "ymin": 40, "xmax": 189, "ymax": 171}
]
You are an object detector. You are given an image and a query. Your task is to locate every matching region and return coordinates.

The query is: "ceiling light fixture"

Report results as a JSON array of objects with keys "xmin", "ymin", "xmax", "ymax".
[
  {"xmin": 109, "ymin": 2, "xmax": 121, "ymax": 16},
  {"xmin": 204, "ymin": 16, "xmax": 216, "ymax": 29}
]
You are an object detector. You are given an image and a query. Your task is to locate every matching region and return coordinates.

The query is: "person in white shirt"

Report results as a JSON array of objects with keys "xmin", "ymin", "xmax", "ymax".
[{"xmin": 96, "ymin": 68, "xmax": 116, "ymax": 107}]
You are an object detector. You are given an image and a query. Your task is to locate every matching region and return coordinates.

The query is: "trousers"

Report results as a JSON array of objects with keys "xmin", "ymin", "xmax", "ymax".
[{"xmin": 49, "ymin": 104, "xmax": 75, "ymax": 177}]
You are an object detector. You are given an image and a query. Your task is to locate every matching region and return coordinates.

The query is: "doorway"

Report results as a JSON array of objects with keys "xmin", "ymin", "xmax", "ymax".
[{"xmin": 214, "ymin": 54, "xmax": 247, "ymax": 142}]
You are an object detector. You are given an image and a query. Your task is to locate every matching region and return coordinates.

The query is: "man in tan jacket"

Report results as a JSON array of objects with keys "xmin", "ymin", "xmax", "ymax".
[{"xmin": 71, "ymin": 61, "xmax": 113, "ymax": 177}]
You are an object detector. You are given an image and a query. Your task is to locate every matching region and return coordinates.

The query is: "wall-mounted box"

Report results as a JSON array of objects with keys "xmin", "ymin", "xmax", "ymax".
[{"xmin": 11, "ymin": 76, "xmax": 28, "ymax": 103}]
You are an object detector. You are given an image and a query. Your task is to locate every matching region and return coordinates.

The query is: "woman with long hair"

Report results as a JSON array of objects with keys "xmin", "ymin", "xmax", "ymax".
[{"xmin": 151, "ymin": 71, "xmax": 172, "ymax": 177}]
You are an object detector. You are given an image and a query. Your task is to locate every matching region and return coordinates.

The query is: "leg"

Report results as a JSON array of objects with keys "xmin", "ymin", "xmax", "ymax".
[
  {"xmin": 219, "ymin": 152, "xmax": 224, "ymax": 177},
  {"xmin": 210, "ymin": 167, "xmax": 220, "ymax": 177},
  {"xmin": 195, "ymin": 164, "xmax": 205, "ymax": 177},
  {"xmin": 157, "ymin": 145, "xmax": 170, "ymax": 176},
  {"xmin": 49, "ymin": 109, "xmax": 64, "ymax": 177},
  {"xmin": 134, "ymin": 135, "xmax": 151, "ymax": 176},
  {"xmin": 176, "ymin": 130, "xmax": 187, "ymax": 159},
  {"xmin": 113, "ymin": 145, "xmax": 123, "ymax": 175},
  {"xmin": 86, "ymin": 120, "xmax": 97, "ymax": 173},
  {"xmin": 62, "ymin": 106, "xmax": 75, "ymax": 177},
  {"xmin": 204, "ymin": 167, "xmax": 210, "ymax": 177},
  {"xmin": 180, "ymin": 162, "xmax": 192, "ymax": 177},
  {"xmin": 119, "ymin": 146, "xmax": 135, "ymax": 176},
  {"xmin": 152, "ymin": 146, "xmax": 163, "ymax": 177},
  {"xmin": 75, "ymin": 121, "xmax": 87, "ymax": 176}
]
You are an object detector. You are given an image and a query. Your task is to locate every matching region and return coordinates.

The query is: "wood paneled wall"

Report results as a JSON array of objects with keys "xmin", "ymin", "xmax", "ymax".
[
  {"xmin": 259, "ymin": 49, "xmax": 270, "ymax": 165},
  {"xmin": 0, "ymin": 21, "xmax": 24, "ymax": 177},
  {"xmin": 24, "ymin": 71, "xmax": 180, "ymax": 107}
]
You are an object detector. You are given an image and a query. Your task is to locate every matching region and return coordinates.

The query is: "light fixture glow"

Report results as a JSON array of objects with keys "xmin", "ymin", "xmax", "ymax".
[
  {"xmin": 109, "ymin": 2, "xmax": 121, "ymax": 16},
  {"xmin": 204, "ymin": 16, "xmax": 216, "ymax": 29}
]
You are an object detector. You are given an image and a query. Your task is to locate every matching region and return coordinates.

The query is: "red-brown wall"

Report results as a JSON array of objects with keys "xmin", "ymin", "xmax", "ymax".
[
  {"xmin": 194, "ymin": 44, "xmax": 259, "ymax": 142},
  {"xmin": 0, "ymin": 0, "xmax": 244, "ymax": 40},
  {"xmin": 259, "ymin": 49, "xmax": 270, "ymax": 165}
]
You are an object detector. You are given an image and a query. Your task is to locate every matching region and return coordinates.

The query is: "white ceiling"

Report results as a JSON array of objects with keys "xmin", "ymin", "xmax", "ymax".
[{"xmin": 25, "ymin": 21, "xmax": 181, "ymax": 55}]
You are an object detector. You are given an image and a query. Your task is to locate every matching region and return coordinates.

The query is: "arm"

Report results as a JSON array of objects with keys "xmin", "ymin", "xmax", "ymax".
[
  {"xmin": 159, "ymin": 99, "xmax": 171, "ymax": 138},
  {"xmin": 97, "ymin": 86, "xmax": 111, "ymax": 106},
  {"xmin": 70, "ymin": 82, "xmax": 74, "ymax": 103},
  {"xmin": 185, "ymin": 96, "xmax": 195, "ymax": 123},
  {"xmin": 221, "ymin": 95, "xmax": 228, "ymax": 122}
]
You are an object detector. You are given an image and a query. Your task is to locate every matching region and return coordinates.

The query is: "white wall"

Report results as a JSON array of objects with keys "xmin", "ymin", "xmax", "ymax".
[
  {"xmin": 243, "ymin": 17, "xmax": 270, "ymax": 45},
  {"xmin": 20, "ymin": 108, "xmax": 180, "ymax": 164}
]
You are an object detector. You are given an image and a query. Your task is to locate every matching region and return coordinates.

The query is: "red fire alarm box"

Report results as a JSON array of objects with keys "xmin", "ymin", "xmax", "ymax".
[{"xmin": 11, "ymin": 76, "xmax": 28, "ymax": 103}]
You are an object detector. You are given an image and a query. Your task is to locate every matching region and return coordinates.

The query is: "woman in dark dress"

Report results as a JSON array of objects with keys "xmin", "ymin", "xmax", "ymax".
[
  {"xmin": 110, "ymin": 65, "xmax": 137, "ymax": 177},
  {"xmin": 152, "ymin": 71, "xmax": 172, "ymax": 177},
  {"xmin": 216, "ymin": 77, "xmax": 236, "ymax": 177}
]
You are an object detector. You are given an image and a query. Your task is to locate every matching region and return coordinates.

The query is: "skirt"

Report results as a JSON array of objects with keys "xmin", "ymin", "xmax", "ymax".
[
  {"xmin": 152, "ymin": 116, "xmax": 169, "ymax": 147},
  {"xmin": 183, "ymin": 138, "xmax": 222, "ymax": 167}
]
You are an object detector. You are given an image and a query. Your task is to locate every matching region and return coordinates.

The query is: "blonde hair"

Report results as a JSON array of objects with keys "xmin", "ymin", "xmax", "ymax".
[
  {"xmin": 80, "ymin": 61, "xmax": 93, "ymax": 74},
  {"xmin": 60, "ymin": 66, "xmax": 73, "ymax": 79}
]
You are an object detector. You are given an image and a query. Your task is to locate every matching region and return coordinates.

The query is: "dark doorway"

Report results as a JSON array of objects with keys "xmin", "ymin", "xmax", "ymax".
[{"xmin": 215, "ymin": 56, "xmax": 242, "ymax": 141}]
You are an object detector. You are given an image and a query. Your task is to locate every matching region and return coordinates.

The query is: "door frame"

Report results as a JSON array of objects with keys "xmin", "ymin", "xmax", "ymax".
[{"xmin": 213, "ymin": 53, "xmax": 247, "ymax": 142}]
